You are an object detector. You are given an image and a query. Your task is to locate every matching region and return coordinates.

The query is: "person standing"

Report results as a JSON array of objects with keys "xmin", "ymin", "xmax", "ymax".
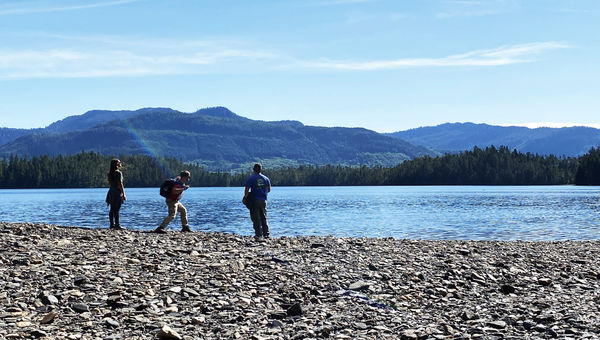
[
  {"xmin": 106, "ymin": 159, "xmax": 126, "ymax": 230},
  {"xmin": 154, "ymin": 171, "xmax": 192, "ymax": 233},
  {"xmin": 244, "ymin": 163, "xmax": 271, "ymax": 238}
]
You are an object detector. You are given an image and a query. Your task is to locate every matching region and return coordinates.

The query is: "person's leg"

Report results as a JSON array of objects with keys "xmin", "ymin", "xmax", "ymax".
[
  {"xmin": 177, "ymin": 202, "xmax": 190, "ymax": 231},
  {"xmin": 258, "ymin": 200, "xmax": 269, "ymax": 237},
  {"xmin": 113, "ymin": 200, "xmax": 122, "ymax": 227},
  {"xmin": 156, "ymin": 199, "xmax": 176, "ymax": 231},
  {"xmin": 250, "ymin": 202, "xmax": 262, "ymax": 237},
  {"xmin": 109, "ymin": 205, "xmax": 115, "ymax": 228}
]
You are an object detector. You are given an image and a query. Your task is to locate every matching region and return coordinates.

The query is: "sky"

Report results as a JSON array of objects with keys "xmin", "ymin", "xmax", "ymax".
[{"xmin": 0, "ymin": 0, "xmax": 599, "ymax": 132}]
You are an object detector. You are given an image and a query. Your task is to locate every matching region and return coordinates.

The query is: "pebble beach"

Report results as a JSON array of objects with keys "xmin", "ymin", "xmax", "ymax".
[{"xmin": 1, "ymin": 222, "xmax": 600, "ymax": 339}]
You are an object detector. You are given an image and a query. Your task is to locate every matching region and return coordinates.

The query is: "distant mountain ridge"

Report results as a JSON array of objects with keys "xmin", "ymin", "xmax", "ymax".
[
  {"xmin": 388, "ymin": 122, "xmax": 600, "ymax": 157},
  {"xmin": 0, "ymin": 127, "xmax": 43, "ymax": 146},
  {"xmin": 0, "ymin": 107, "xmax": 435, "ymax": 170},
  {"xmin": 44, "ymin": 108, "xmax": 178, "ymax": 133}
]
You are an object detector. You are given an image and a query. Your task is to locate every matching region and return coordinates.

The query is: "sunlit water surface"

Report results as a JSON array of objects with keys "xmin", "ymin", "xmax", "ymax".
[{"xmin": 1, "ymin": 186, "xmax": 599, "ymax": 241}]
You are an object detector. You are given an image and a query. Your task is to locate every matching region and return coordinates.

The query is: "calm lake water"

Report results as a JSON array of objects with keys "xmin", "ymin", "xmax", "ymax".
[{"xmin": 1, "ymin": 186, "xmax": 599, "ymax": 241}]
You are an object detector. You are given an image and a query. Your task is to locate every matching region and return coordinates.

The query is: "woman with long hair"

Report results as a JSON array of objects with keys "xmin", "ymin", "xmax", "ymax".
[{"xmin": 106, "ymin": 158, "xmax": 126, "ymax": 229}]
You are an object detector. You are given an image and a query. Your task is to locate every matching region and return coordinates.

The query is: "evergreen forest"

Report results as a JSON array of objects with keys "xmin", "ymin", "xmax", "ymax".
[{"xmin": 1, "ymin": 146, "xmax": 599, "ymax": 188}]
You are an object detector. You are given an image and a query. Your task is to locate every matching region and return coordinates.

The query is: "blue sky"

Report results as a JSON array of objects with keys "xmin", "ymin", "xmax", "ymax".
[{"xmin": 0, "ymin": 0, "xmax": 598, "ymax": 132}]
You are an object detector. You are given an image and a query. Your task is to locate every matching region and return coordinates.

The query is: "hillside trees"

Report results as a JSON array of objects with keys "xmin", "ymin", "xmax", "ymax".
[
  {"xmin": 575, "ymin": 147, "xmax": 600, "ymax": 185},
  {"xmin": 0, "ymin": 146, "xmax": 589, "ymax": 188}
]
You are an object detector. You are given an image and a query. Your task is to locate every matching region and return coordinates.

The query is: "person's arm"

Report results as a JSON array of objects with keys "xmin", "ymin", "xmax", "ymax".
[
  {"xmin": 118, "ymin": 172, "xmax": 126, "ymax": 201},
  {"xmin": 244, "ymin": 186, "xmax": 250, "ymax": 197},
  {"xmin": 172, "ymin": 184, "xmax": 187, "ymax": 194},
  {"xmin": 119, "ymin": 181, "xmax": 126, "ymax": 201}
]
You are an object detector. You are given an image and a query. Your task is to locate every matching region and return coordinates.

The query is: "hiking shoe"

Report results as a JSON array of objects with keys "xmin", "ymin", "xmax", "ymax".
[
  {"xmin": 181, "ymin": 226, "xmax": 192, "ymax": 232},
  {"xmin": 110, "ymin": 225, "xmax": 125, "ymax": 230},
  {"xmin": 153, "ymin": 228, "xmax": 167, "ymax": 234}
]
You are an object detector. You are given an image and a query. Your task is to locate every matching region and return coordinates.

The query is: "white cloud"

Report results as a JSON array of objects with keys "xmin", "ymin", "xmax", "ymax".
[
  {"xmin": 0, "ymin": 0, "xmax": 141, "ymax": 16},
  {"xmin": 437, "ymin": 0, "xmax": 518, "ymax": 18},
  {"xmin": 0, "ymin": 39, "xmax": 281, "ymax": 79},
  {"xmin": 303, "ymin": 42, "xmax": 569, "ymax": 70},
  {"xmin": 0, "ymin": 38, "xmax": 570, "ymax": 79}
]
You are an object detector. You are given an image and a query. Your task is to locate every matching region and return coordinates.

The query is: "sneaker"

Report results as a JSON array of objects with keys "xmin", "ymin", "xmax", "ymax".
[
  {"xmin": 153, "ymin": 228, "xmax": 167, "ymax": 234},
  {"xmin": 181, "ymin": 226, "xmax": 192, "ymax": 232},
  {"xmin": 110, "ymin": 225, "xmax": 125, "ymax": 230}
]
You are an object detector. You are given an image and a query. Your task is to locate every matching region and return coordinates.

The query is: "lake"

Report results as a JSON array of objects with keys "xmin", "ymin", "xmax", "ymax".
[{"xmin": 1, "ymin": 186, "xmax": 599, "ymax": 241}]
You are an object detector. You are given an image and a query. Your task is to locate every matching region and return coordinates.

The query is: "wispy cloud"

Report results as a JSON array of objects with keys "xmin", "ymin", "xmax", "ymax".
[
  {"xmin": 0, "ymin": 0, "xmax": 141, "ymax": 16},
  {"xmin": 303, "ymin": 42, "xmax": 570, "ymax": 70},
  {"xmin": 437, "ymin": 0, "xmax": 518, "ymax": 18},
  {"xmin": 0, "ymin": 34, "xmax": 282, "ymax": 79},
  {"xmin": 0, "ymin": 38, "xmax": 570, "ymax": 79}
]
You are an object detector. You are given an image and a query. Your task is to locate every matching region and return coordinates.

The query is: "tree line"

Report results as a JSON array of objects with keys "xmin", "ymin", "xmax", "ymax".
[{"xmin": 0, "ymin": 146, "xmax": 599, "ymax": 188}]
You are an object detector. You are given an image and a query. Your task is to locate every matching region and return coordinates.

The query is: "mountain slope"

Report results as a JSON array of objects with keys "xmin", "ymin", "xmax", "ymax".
[
  {"xmin": 0, "ymin": 108, "xmax": 436, "ymax": 170},
  {"xmin": 388, "ymin": 122, "xmax": 600, "ymax": 156},
  {"xmin": 0, "ymin": 127, "xmax": 43, "ymax": 146},
  {"xmin": 44, "ymin": 107, "xmax": 179, "ymax": 133}
]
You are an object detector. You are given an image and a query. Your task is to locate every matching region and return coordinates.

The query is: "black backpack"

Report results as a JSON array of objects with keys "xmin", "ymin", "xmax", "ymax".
[{"xmin": 159, "ymin": 179, "xmax": 176, "ymax": 197}]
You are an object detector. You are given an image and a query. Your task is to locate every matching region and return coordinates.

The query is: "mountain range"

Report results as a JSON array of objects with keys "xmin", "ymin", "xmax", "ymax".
[
  {"xmin": 2, "ymin": 109, "xmax": 599, "ymax": 171},
  {"xmin": 387, "ymin": 122, "xmax": 600, "ymax": 157},
  {"xmin": 0, "ymin": 107, "xmax": 434, "ymax": 170}
]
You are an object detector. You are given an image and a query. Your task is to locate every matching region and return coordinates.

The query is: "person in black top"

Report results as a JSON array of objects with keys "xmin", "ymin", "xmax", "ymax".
[{"xmin": 106, "ymin": 159, "xmax": 126, "ymax": 230}]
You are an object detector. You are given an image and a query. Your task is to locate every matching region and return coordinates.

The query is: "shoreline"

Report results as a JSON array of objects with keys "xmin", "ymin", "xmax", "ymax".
[{"xmin": 1, "ymin": 222, "xmax": 599, "ymax": 339}]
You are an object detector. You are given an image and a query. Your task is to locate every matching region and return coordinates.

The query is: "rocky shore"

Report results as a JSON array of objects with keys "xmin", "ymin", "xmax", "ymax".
[{"xmin": 1, "ymin": 222, "xmax": 600, "ymax": 339}]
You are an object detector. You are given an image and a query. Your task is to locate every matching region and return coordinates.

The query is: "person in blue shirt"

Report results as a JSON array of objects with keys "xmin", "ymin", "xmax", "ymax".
[{"xmin": 244, "ymin": 163, "xmax": 271, "ymax": 238}]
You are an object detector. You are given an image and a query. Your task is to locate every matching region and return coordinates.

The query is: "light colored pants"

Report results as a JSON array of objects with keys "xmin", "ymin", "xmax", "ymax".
[{"xmin": 158, "ymin": 199, "xmax": 188, "ymax": 230}]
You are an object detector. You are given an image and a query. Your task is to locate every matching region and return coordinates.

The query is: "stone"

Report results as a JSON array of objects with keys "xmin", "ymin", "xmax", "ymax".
[
  {"xmin": 73, "ymin": 276, "xmax": 87, "ymax": 285},
  {"xmin": 269, "ymin": 320, "xmax": 284, "ymax": 328},
  {"xmin": 349, "ymin": 281, "xmax": 370, "ymax": 291},
  {"xmin": 169, "ymin": 287, "xmax": 182, "ymax": 293},
  {"xmin": 487, "ymin": 321, "xmax": 507, "ymax": 329},
  {"xmin": 401, "ymin": 329, "xmax": 418, "ymax": 339},
  {"xmin": 105, "ymin": 318, "xmax": 120, "ymax": 328},
  {"xmin": 72, "ymin": 303, "xmax": 89, "ymax": 313},
  {"xmin": 41, "ymin": 294, "xmax": 59, "ymax": 305},
  {"xmin": 29, "ymin": 330, "xmax": 48, "ymax": 338},
  {"xmin": 286, "ymin": 303, "xmax": 303, "ymax": 317},
  {"xmin": 500, "ymin": 284, "xmax": 516, "ymax": 294},
  {"xmin": 40, "ymin": 311, "xmax": 57, "ymax": 324},
  {"xmin": 182, "ymin": 288, "xmax": 200, "ymax": 296},
  {"xmin": 2, "ymin": 222, "xmax": 600, "ymax": 339},
  {"xmin": 156, "ymin": 324, "xmax": 183, "ymax": 340}
]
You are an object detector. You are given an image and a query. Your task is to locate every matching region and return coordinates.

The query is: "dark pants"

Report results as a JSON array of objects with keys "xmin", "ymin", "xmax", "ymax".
[
  {"xmin": 109, "ymin": 202, "xmax": 122, "ymax": 227},
  {"xmin": 106, "ymin": 188, "xmax": 122, "ymax": 227},
  {"xmin": 250, "ymin": 199, "xmax": 269, "ymax": 237}
]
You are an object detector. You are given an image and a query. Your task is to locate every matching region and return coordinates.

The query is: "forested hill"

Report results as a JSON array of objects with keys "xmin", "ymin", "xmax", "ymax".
[
  {"xmin": 2, "ymin": 146, "xmax": 599, "ymax": 188},
  {"xmin": 388, "ymin": 122, "xmax": 600, "ymax": 157},
  {"xmin": 0, "ymin": 127, "xmax": 43, "ymax": 146},
  {"xmin": 0, "ymin": 107, "xmax": 436, "ymax": 170}
]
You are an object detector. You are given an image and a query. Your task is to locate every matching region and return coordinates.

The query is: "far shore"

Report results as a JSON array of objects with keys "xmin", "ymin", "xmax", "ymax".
[{"xmin": 1, "ymin": 222, "xmax": 599, "ymax": 339}]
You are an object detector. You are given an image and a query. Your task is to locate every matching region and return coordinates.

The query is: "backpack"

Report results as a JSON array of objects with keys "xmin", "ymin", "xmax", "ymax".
[{"xmin": 159, "ymin": 178, "xmax": 176, "ymax": 197}]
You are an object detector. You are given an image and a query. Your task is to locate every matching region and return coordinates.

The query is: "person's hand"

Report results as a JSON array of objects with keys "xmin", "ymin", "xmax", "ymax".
[{"xmin": 122, "ymin": 194, "xmax": 127, "ymax": 201}]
